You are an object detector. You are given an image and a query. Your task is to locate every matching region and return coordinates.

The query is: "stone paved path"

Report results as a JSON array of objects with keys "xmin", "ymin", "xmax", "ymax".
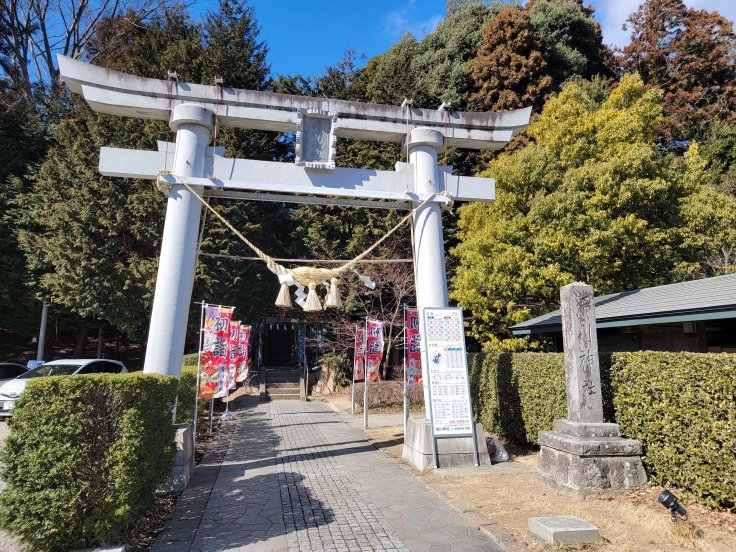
[{"xmin": 153, "ymin": 398, "xmax": 500, "ymax": 552}]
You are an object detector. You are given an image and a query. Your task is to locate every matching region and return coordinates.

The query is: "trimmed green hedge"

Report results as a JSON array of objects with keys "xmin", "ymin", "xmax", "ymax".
[
  {"xmin": 469, "ymin": 353, "xmax": 567, "ymax": 444},
  {"xmin": 182, "ymin": 352, "xmax": 199, "ymax": 367},
  {"xmin": 0, "ymin": 373, "xmax": 178, "ymax": 551},
  {"xmin": 176, "ymin": 366, "xmax": 204, "ymax": 425},
  {"xmin": 469, "ymin": 351, "xmax": 736, "ymax": 510},
  {"xmin": 611, "ymin": 352, "xmax": 735, "ymax": 510}
]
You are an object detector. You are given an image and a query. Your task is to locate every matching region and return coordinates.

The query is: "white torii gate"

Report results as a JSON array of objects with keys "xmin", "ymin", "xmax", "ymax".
[{"xmin": 58, "ymin": 56, "xmax": 530, "ymax": 406}]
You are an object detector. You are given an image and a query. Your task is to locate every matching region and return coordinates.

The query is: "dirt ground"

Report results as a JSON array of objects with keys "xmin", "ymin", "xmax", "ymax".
[{"xmin": 315, "ymin": 390, "xmax": 736, "ymax": 552}]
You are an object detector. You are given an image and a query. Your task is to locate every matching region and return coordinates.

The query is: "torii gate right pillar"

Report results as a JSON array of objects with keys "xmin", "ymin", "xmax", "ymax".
[{"xmin": 407, "ymin": 128, "xmax": 448, "ymax": 417}]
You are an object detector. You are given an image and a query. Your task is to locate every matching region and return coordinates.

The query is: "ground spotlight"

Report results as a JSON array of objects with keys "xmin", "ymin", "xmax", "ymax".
[{"xmin": 658, "ymin": 489, "xmax": 688, "ymax": 522}]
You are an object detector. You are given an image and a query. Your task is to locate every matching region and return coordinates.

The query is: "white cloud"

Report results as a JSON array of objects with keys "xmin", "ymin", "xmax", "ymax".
[
  {"xmin": 596, "ymin": 0, "xmax": 736, "ymax": 49},
  {"xmin": 382, "ymin": 3, "xmax": 442, "ymax": 40},
  {"xmin": 596, "ymin": 0, "xmax": 641, "ymax": 49}
]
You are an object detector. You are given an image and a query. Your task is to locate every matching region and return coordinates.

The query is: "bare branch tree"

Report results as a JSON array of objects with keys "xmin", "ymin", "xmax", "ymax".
[
  {"xmin": 304, "ymin": 236, "xmax": 416, "ymax": 380},
  {"xmin": 706, "ymin": 245, "xmax": 736, "ymax": 275},
  {"xmin": 0, "ymin": 0, "xmax": 173, "ymax": 98}
]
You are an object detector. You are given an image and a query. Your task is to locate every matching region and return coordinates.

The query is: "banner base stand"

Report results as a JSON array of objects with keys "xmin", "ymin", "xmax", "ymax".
[{"xmin": 402, "ymin": 418, "xmax": 490, "ymax": 470}]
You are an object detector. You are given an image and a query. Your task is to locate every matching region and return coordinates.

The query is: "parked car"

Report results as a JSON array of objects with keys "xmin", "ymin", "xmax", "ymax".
[
  {"xmin": 0, "ymin": 359, "xmax": 127, "ymax": 417},
  {"xmin": 0, "ymin": 363, "xmax": 29, "ymax": 386}
]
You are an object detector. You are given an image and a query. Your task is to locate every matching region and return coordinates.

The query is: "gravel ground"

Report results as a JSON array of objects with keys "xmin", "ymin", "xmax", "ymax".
[{"xmin": 0, "ymin": 421, "xmax": 22, "ymax": 552}]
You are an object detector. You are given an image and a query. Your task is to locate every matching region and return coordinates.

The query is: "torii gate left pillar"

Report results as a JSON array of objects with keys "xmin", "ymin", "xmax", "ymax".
[{"xmin": 143, "ymin": 104, "xmax": 214, "ymax": 375}]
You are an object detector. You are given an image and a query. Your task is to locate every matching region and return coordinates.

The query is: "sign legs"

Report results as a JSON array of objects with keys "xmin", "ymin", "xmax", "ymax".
[{"xmin": 143, "ymin": 104, "xmax": 215, "ymax": 377}]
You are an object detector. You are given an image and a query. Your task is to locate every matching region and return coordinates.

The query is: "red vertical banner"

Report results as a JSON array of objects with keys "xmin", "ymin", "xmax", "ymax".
[
  {"xmin": 405, "ymin": 308, "xmax": 422, "ymax": 391},
  {"xmin": 236, "ymin": 325, "xmax": 251, "ymax": 383},
  {"xmin": 353, "ymin": 327, "xmax": 366, "ymax": 380},
  {"xmin": 227, "ymin": 321, "xmax": 240, "ymax": 391},
  {"xmin": 366, "ymin": 320, "xmax": 384, "ymax": 383},
  {"xmin": 200, "ymin": 305, "xmax": 234, "ymax": 401}
]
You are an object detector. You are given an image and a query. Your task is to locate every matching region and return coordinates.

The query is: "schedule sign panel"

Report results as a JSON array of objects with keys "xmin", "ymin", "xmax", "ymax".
[{"xmin": 422, "ymin": 307, "xmax": 474, "ymax": 436}]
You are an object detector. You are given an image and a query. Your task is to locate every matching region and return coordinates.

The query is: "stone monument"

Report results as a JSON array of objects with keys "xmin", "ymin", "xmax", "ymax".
[{"xmin": 537, "ymin": 283, "xmax": 647, "ymax": 496}]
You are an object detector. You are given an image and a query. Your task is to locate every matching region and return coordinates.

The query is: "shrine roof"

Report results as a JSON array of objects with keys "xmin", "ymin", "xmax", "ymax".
[{"xmin": 510, "ymin": 273, "xmax": 736, "ymax": 335}]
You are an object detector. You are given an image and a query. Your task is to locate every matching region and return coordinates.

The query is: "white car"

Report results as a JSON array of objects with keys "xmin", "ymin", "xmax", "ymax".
[{"xmin": 0, "ymin": 359, "xmax": 128, "ymax": 417}]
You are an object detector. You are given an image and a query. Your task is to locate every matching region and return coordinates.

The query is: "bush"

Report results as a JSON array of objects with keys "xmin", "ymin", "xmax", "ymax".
[
  {"xmin": 0, "ymin": 373, "xmax": 178, "ymax": 551},
  {"xmin": 354, "ymin": 380, "xmax": 424, "ymax": 410},
  {"xmin": 317, "ymin": 353, "xmax": 352, "ymax": 389},
  {"xmin": 611, "ymin": 352, "xmax": 736, "ymax": 510},
  {"xmin": 469, "ymin": 351, "xmax": 736, "ymax": 510},
  {"xmin": 469, "ymin": 353, "xmax": 567, "ymax": 444},
  {"xmin": 182, "ymin": 352, "xmax": 199, "ymax": 367},
  {"xmin": 176, "ymin": 366, "xmax": 205, "ymax": 425}
]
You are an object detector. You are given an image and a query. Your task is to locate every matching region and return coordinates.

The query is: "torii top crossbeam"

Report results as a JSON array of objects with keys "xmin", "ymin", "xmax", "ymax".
[{"xmin": 59, "ymin": 55, "xmax": 529, "ymax": 150}]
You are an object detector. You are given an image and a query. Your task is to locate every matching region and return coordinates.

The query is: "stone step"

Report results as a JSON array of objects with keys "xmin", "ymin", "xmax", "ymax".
[
  {"xmin": 266, "ymin": 392, "xmax": 302, "ymax": 401},
  {"xmin": 267, "ymin": 382, "xmax": 300, "ymax": 389},
  {"xmin": 267, "ymin": 387, "xmax": 301, "ymax": 396}
]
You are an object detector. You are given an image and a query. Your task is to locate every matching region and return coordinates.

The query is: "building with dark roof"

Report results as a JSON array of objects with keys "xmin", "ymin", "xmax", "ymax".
[{"xmin": 510, "ymin": 273, "xmax": 736, "ymax": 353}]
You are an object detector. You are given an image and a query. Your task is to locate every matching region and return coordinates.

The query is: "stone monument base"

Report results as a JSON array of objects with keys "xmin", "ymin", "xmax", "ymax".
[
  {"xmin": 402, "ymin": 418, "xmax": 490, "ymax": 470},
  {"xmin": 537, "ymin": 419, "xmax": 647, "ymax": 497}
]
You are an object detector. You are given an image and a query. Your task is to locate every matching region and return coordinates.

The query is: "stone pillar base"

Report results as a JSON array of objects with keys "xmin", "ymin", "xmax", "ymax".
[
  {"xmin": 537, "ymin": 419, "xmax": 647, "ymax": 497},
  {"xmin": 402, "ymin": 418, "xmax": 490, "ymax": 470},
  {"xmin": 157, "ymin": 423, "xmax": 195, "ymax": 494}
]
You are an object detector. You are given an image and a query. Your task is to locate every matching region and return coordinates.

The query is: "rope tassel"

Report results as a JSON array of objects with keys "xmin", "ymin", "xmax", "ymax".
[
  {"xmin": 324, "ymin": 277, "xmax": 342, "ymax": 308},
  {"xmin": 304, "ymin": 282, "xmax": 322, "ymax": 312},
  {"xmin": 275, "ymin": 281, "xmax": 292, "ymax": 308}
]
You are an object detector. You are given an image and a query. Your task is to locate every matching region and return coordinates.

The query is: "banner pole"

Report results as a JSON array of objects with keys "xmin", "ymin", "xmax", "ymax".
[
  {"xmin": 351, "ymin": 324, "xmax": 357, "ymax": 415},
  {"xmin": 193, "ymin": 302, "xmax": 205, "ymax": 452},
  {"xmin": 208, "ymin": 399, "xmax": 214, "ymax": 434},
  {"xmin": 363, "ymin": 317, "xmax": 368, "ymax": 429},
  {"xmin": 403, "ymin": 304, "xmax": 409, "ymax": 438}
]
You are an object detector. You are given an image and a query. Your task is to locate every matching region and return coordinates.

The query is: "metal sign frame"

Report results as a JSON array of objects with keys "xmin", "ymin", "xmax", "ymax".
[{"xmin": 421, "ymin": 307, "xmax": 479, "ymax": 469}]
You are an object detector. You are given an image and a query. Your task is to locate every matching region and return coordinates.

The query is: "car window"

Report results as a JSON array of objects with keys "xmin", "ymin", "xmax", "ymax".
[
  {"xmin": 20, "ymin": 364, "xmax": 81, "ymax": 378},
  {"xmin": 2, "ymin": 365, "xmax": 26, "ymax": 378},
  {"xmin": 94, "ymin": 361, "xmax": 123, "ymax": 374},
  {"xmin": 77, "ymin": 363, "xmax": 97, "ymax": 375}
]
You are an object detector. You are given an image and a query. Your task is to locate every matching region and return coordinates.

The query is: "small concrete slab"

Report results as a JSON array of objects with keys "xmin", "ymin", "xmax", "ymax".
[
  {"xmin": 528, "ymin": 516, "xmax": 600, "ymax": 545},
  {"xmin": 433, "ymin": 461, "xmax": 529, "ymax": 477}
]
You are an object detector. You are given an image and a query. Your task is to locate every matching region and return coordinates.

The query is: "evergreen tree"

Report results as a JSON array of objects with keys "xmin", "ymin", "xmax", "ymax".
[
  {"xmin": 13, "ymin": 1, "xmax": 293, "ymax": 341},
  {"xmin": 699, "ymin": 120, "xmax": 736, "ymax": 197},
  {"xmin": 0, "ymin": 83, "xmax": 49, "ymax": 335},
  {"xmin": 620, "ymin": 0, "xmax": 736, "ymax": 145},
  {"xmin": 452, "ymin": 74, "xmax": 736, "ymax": 350},
  {"xmin": 469, "ymin": 0, "xmax": 611, "ymax": 113}
]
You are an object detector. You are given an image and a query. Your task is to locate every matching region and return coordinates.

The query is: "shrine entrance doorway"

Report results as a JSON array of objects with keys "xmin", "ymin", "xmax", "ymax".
[{"xmin": 263, "ymin": 323, "xmax": 296, "ymax": 368}]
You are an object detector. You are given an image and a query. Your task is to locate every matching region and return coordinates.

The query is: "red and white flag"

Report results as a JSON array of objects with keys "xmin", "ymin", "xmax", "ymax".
[
  {"xmin": 365, "ymin": 320, "xmax": 384, "ymax": 383},
  {"xmin": 200, "ymin": 305, "xmax": 234, "ymax": 400},
  {"xmin": 236, "ymin": 325, "xmax": 251, "ymax": 383},
  {"xmin": 354, "ymin": 326, "xmax": 366, "ymax": 380},
  {"xmin": 405, "ymin": 308, "xmax": 422, "ymax": 391}
]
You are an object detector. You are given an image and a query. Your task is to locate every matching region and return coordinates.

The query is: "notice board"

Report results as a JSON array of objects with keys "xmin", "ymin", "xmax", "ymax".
[{"xmin": 422, "ymin": 307, "xmax": 474, "ymax": 436}]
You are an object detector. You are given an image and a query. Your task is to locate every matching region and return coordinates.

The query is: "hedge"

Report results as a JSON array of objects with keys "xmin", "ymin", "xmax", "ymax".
[
  {"xmin": 176, "ymin": 366, "xmax": 205, "ymax": 425},
  {"xmin": 0, "ymin": 373, "xmax": 178, "ymax": 551},
  {"xmin": 468, "ymin": 351, "xmax": 736, "ymax": 510},
  {"xmin": 611, "ymin": 352, "xmax": 735, "ymax": 510}
]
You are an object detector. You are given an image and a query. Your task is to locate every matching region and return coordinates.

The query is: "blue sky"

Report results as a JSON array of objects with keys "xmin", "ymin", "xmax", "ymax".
[{"xmin": 190, "ymin": 1, "xmax": 736, "ymax": 79}]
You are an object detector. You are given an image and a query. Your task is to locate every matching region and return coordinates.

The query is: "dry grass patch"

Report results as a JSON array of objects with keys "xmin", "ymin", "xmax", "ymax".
[{"xmin": 359, "ymin": 421, "xmax": 736, "ymax": 552}]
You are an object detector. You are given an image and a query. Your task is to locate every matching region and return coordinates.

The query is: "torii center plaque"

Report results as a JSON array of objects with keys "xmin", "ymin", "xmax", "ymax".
[{"xmin": 58, "ymin": 55, "xmax": 530, "ymax": 412}]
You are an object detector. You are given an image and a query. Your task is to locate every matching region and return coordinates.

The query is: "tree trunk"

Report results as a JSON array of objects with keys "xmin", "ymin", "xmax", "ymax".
[
  {"xmin": 96, "ymin": 326, "xmax": 104, "ymax": 358},
  {"xmin": 73, "ymin": 324, "xmax": 89, "ymax": 357},
  {"xmin": 383, "ymin": 334, "xmax": 394, "ymax": 380}
]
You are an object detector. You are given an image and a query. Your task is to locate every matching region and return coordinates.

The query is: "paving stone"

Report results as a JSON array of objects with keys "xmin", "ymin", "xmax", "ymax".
[
  {"xmin": 528, "ymin": 516, "xmax": 601, "ymax": 545},
  {"xmin": 152, "ymin": 396, "xmax": 502, "ymax": 552}
]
